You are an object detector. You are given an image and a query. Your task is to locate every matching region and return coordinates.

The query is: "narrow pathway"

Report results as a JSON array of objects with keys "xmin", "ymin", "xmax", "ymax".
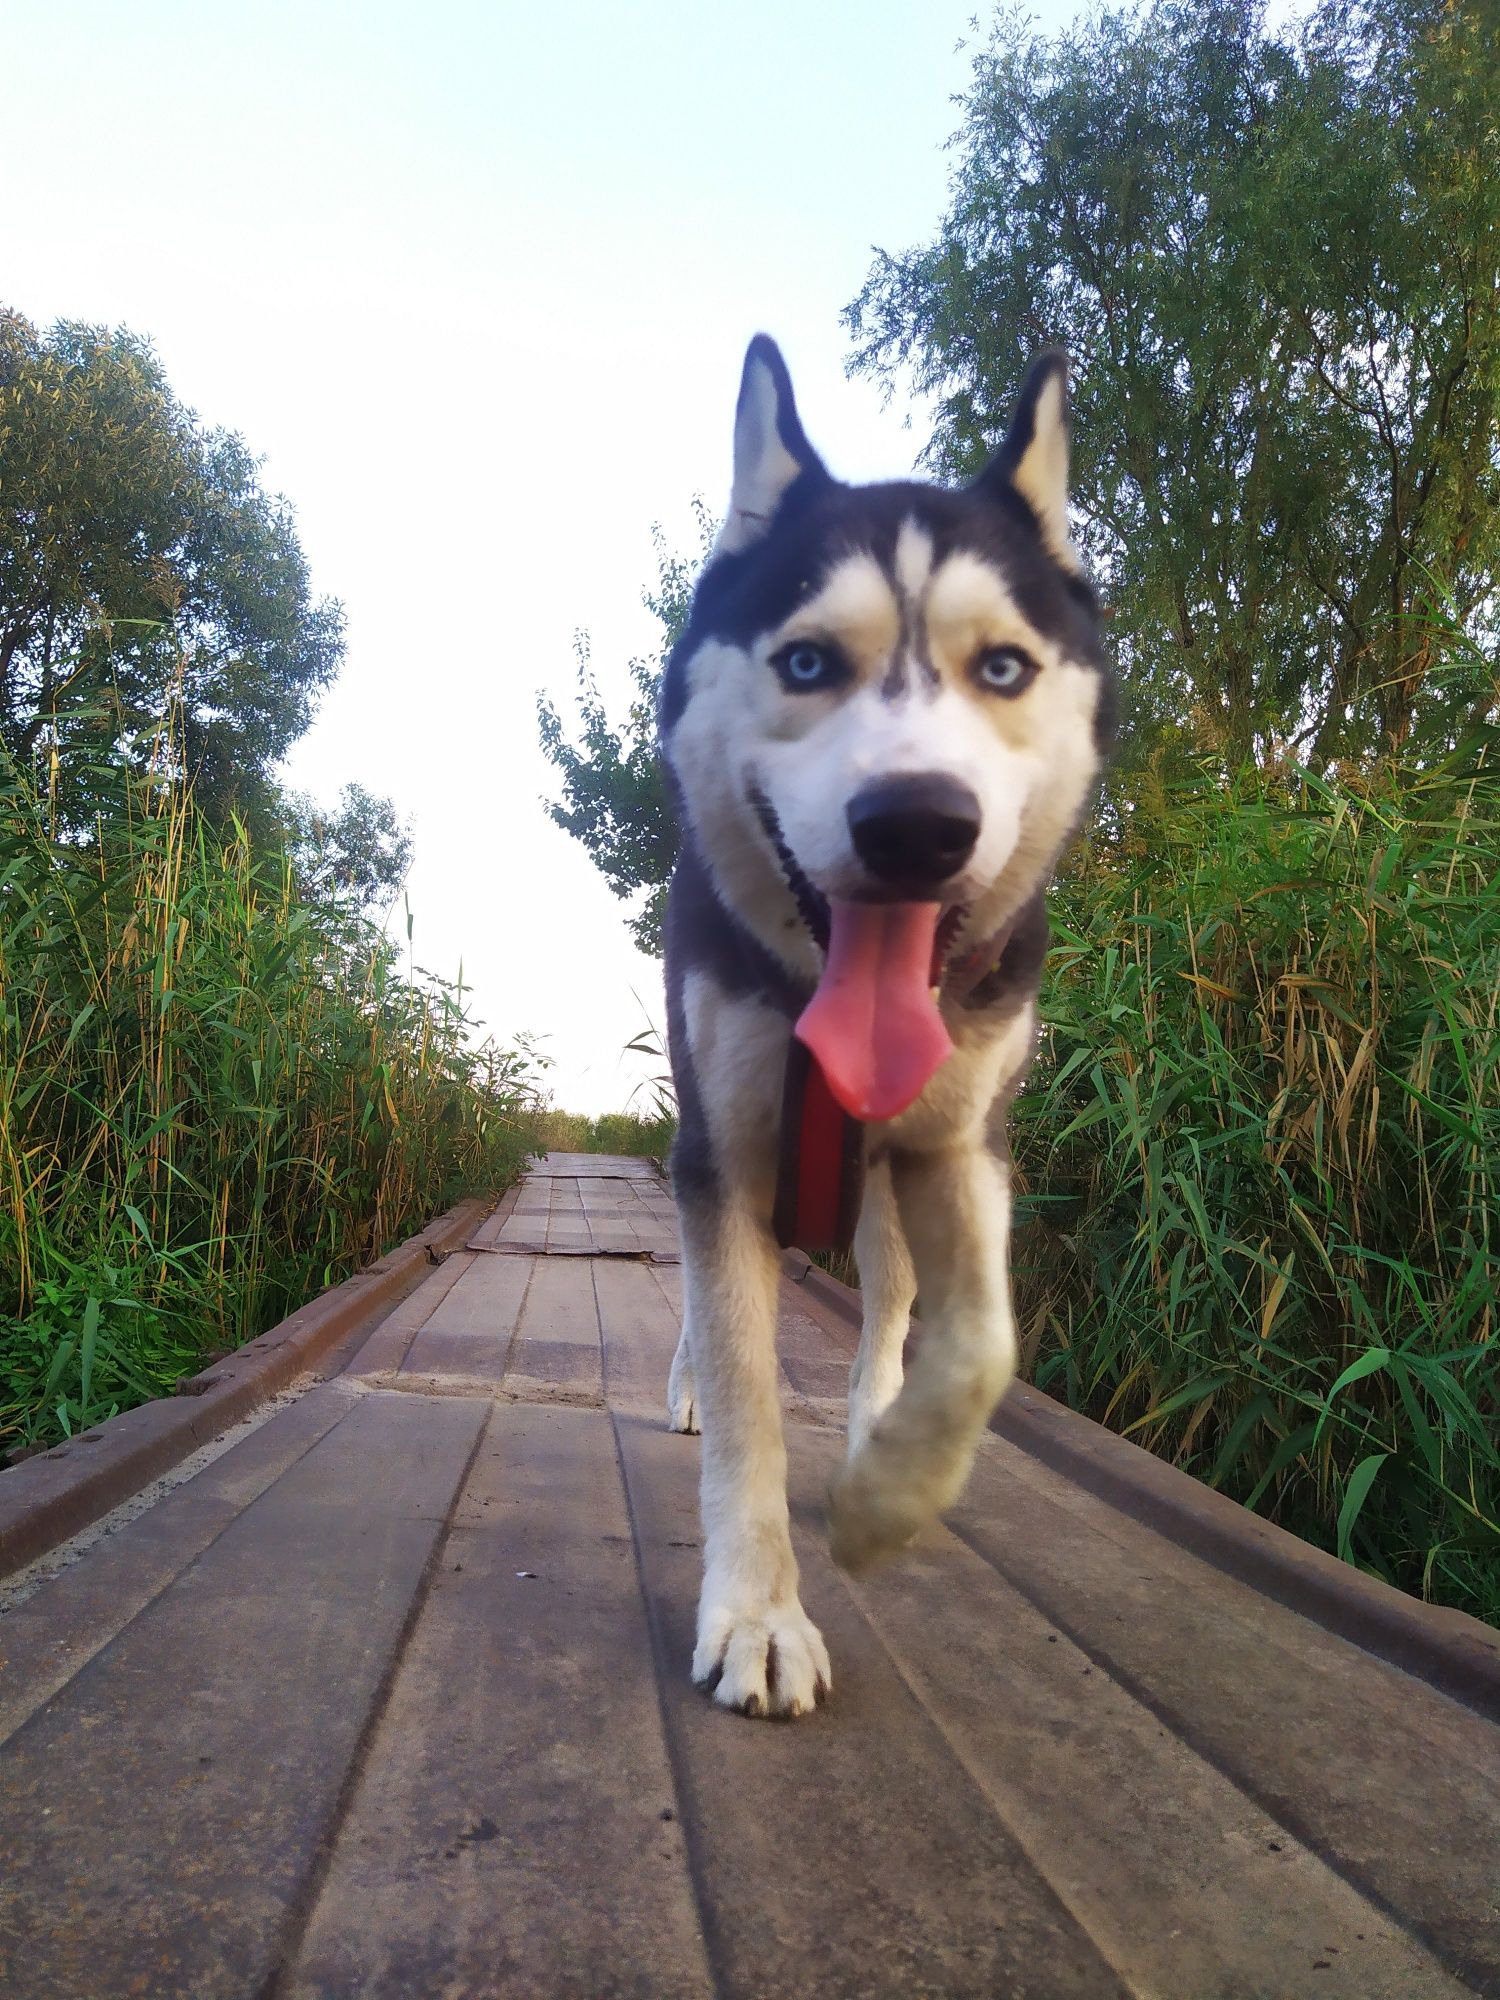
[{"xmin": 0, "ymin": 1155, "xmax": 1495, "ymax": 1998}]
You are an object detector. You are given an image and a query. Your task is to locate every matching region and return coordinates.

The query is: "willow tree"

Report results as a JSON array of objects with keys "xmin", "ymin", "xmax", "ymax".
[{"xmin": 845, "ymin": 0, "xmax": 1500, "ymax": 768}]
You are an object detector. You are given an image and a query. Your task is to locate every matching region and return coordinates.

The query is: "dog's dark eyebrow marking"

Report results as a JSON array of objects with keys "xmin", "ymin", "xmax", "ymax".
[
  {"xmin": 911, "ymin": 601, "xmax": 939, "ymax": 691},
  {"xmin": 880, "ymin": 559, "xmax": 939, "ymax": 700},
  {"xmin": 881, "ymin": 588, "xmax": 910, "ymax": 700}
]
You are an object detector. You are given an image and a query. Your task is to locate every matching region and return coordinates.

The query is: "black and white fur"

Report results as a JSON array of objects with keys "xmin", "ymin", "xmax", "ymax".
[{"xmin": 659, "ymin": 335, "xmax": 1113, "ymax": 1718}]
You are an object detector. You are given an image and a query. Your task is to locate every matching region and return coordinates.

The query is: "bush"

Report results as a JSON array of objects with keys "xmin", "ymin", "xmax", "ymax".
[
  {"xmin": 1011, "ymin": 758, "xmax": 1500, "ymax": 1623},
  {"xmin": 527, "ymin": 1108, "xmax": 675, "ymax": 1163},
  {"xmin": 0, "ymin": 744, "xmax": 542, "ymax": 1451}
]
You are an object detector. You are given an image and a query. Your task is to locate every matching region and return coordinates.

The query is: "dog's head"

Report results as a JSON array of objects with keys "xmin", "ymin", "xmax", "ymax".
[{"xmin": 661, "ymin": 335, "xmax": 1113, "ymax": 1118}]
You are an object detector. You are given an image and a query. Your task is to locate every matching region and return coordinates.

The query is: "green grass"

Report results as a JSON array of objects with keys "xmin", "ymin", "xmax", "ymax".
[
  {"xmin": 1010, "ymin": 758, "xmax": 1500, "ymax": 1625},
  {"xmin": 0, "ymin": 747, "xmax": 542, "ymax": 1453}
]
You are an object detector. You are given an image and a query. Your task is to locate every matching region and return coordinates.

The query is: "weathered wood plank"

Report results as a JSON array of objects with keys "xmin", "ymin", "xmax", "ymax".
[
  {"xmin": 504, "ymin": 1254, "xmax": 603, "ymax": 1403},
  {"xmin": 612, "ymin": 1410, "xmax": 1130, "ymax": 1999},
  {"xmin": 818, "ymin": 1427, "xmax": 1469, "ymax": 1999},
  {"xmin": 282, "ymin": 1403, "xmax": 712, "ymax": 1999},
  {"xmin": 0, "ymin": 1381, "xmax": 357, "ymax": 1744},
  {"xmin": 396, "ymin": 1252, "xmax": 535, "ymax": 1389},
  {"xmin": 951, "ymin": 1440, "xmax": 1500, "ymax": 1992},
  {"xmin": 0, "ymin": 1391, "xmax": 485, "ymax": 1999},
  {"xmin": 595, "ymin": 1258, "xmax": 684, "ymax": 1418},
  {"xmin": 767, "ymin": 1275, "xmax": 1500, "ymax": 1987},
  {"xmin": 538, "ymin": 1152, "xmax": 660, "ymax": 1178}
]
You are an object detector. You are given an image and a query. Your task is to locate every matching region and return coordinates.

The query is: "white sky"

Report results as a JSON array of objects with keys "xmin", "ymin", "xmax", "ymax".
[{"xmin": 6, "ymin": 0, "xmax": 1072, "ymax": 1113}]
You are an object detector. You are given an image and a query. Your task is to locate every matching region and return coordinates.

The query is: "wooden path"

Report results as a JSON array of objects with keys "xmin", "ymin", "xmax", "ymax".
[{"xmin": 0, "ymin": 1154, "xmax": 1496, "ymax": 1998}]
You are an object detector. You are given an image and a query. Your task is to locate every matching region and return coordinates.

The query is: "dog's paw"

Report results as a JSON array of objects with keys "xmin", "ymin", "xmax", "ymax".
[
  {"xmin": 666, "ymin": 1335, "xmax": 699, "ymax": 1435},
  {"xmin": 827, "ymin": 1453, "xmax": 924, "ymax": 1573},
  {"xmin": 692, "ymin": 1599, "xmax": 831, "ymax": 1719}
]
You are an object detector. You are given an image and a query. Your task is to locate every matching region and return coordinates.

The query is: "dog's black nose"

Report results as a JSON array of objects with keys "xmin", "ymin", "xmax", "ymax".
[{"xmin": 847, "ymin": 774, "xmax": 981, "ymax": 888}]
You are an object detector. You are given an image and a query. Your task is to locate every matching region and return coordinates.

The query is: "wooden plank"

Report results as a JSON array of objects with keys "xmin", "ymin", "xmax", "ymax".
[
  {"xmin": 511, "ymin": 1253, "xmax": 601, "ymax": 1344},
  {"xmin": 0, "ymin": 1391, "xmax": 486, "ymax": 1999},
  {"xmin": 951, "ymin": 1439, "xmax": 1500, "ymax": 1992},
  {"xmin": 649, "ymin": 1260, "xmax": 684, "ymax": 1314},
  {"xmin": 0, "ymin": 1381, "xmax": 356, "ymax": 1744},
  {"xmin": 817, "ymin": 1427, "xmax": 1468, "ymax": 1999},
  {"xmin": 505, "ymin": 1341, "xmax": 604, "ymax": 1404},
  {"xmin": 471, "ymin": 1239, "xmax": 673, "ymax": 1259},
  {"xmin": 594, "ymin": 1258, "xmax": 684, "ymax": 1418},
  {"xmin": 768, "ymin": 1257, "xmax": 1500, "ymax": 1986},
  {"xmin": 611, "ymin": 1410, "xmax": 1129, "ymax": 1999},
  {"xmin": 466, "ymin": 1186, "xmax": 528, "ymax": 1248},
  {"xmin": 281, "ymin": 1403, "xmax": 713, "ymax": 1999},
  {"xmin": 341, "ymin": 1251, "xmax": 476, "ymax": 1377},
  {"xmin": 538, "ymin": 1152, "xmax": 659, "ymax": 1178},
  {"xmin": 550, "ymin": 1179, "xmax": 585, "ymax": 1218},
  {"xmin": 588, "ymin": 1217, "xmax": 650, "ymax": 1253},
  {"xmin": 503, "ymin": 1255, "xmax": 603, "ymax": 1404},
  {"xmin": 778, "ymin": 1295, "xmax": 856, "ymax": 1403},
  {"xmin": 397, "ymin": 1253, "xmax": 535, "ymax": 1389},
  {"xmin": 495, "ymin": 1210, "xmax": 550, "ymax": 1248}
]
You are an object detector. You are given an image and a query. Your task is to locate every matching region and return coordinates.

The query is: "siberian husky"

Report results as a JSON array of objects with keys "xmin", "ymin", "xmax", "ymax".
[{"xmin": 659, "ymin": 335, "xmax": 1113, "ymax": 1718}]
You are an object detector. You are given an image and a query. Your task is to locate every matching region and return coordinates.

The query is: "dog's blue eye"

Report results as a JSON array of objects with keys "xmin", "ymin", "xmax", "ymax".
[
  {"xmin": 974, "ymin": 647, "xmax": 1037, "ymax": 696},
  {"xmin": 774, "ymin": 642, "xmax": 839, "ymax": 691}
]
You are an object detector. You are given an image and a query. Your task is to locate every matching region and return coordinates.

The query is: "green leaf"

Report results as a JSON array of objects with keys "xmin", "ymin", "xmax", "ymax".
[
  {"xmin": 1337, "ymin": 1454, "xmax": 1392, "ymax": 1564},
  {"xmin": 1313, "ymin": 1348, "xmax": 1390, "ymax": 1446}
]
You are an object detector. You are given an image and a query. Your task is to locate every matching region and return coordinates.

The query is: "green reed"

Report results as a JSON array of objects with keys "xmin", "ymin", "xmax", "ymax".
[
  {"xmin": 0, "ymin": 746, "xmax": 541, "ymax": 1451},
  {"xmin": 1010, "ymin": 757, "xmax": 1500, "ymax": 1623}
]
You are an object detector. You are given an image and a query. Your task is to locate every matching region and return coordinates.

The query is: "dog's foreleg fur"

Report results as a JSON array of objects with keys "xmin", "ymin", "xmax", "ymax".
[
  {"xmin": 847, "ymin": 1157, "xmax": 915, "ymax": 1460},
  {"xmin": 829, "ymin": 1142, "xmax": 1015, "ymax": 1570},
  {"xmin": 680, "ymin": 1194, "xmax": 832, "ymax": 1716},
  {"xmin": 666, "ymin": 1326, "xmax": 698, "ymax": 1433}
]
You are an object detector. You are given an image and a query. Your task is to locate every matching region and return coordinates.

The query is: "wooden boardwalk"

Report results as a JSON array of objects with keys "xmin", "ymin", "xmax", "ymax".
[{"xmin": 0, "ymin": 1154, "xmax": 1496, "ymax": 1998}]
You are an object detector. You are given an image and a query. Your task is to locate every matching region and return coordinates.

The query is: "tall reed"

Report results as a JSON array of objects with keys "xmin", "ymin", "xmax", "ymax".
[
  {"xmin": 1011, "ymin": 759, "xmax": 1500, "ymax": 1623},
  {"xmin": 0, "ymin": 746, "xmax": 541, "ymax": 1450}
]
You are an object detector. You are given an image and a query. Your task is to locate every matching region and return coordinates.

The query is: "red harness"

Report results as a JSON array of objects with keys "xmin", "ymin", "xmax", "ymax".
[
  {"xmin": 771, "ymin": 920, "xmax": 1014, "ymax": 1256},
  {"xmin": 772, "ymin": 1039, "xmax": 864, "ymax": 1254}
]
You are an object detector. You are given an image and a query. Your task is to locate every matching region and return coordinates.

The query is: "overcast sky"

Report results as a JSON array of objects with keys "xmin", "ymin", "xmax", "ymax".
[{"xmin": 7, "ymin": 0, "xmax": 1073, "ymax": 1113}]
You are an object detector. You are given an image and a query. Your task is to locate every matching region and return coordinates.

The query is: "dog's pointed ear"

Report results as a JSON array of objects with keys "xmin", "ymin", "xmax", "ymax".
[
  {"xmin": 716, "ymin": 335, "xmax": 828, "ymax": 554},
  {"xmin": 972, "ymin": 350, "xmax": 1080, "ymax": 571}
]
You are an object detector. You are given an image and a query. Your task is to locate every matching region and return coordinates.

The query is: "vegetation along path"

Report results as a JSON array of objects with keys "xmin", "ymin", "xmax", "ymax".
[{"xmin": 0, "ymin": 1154, "xmax": 1496, "ymax": 1998}]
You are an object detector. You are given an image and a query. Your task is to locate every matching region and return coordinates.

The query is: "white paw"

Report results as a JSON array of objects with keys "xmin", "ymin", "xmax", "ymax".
[
  {"xmin": 827, "ymin": 1449, "xmax": 924, "ymax": 1573},
  {"xmin": 666, "ymin": 1337, "xmax": 699, "ymax": 1434},
  {"xmin": 692, "ymin": 1598, "xmax": 832, "ymax": 1719}
]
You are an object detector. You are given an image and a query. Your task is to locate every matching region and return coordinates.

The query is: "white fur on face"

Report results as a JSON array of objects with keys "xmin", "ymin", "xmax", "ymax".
[
  {"xmin": 666, "ymin": 529, "xmax": 1102, "ymax": 966},
  {"xmin": 891, "ymin": 519, "xmax": 934, "ymax": 602},
  {"xmin": 766, "ymin": 680, "xmax": 1028, "ymax": 892}
]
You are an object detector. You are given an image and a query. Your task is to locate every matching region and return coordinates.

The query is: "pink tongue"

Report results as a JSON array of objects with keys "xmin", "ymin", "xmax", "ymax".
[{"xmin": 795, "ymin": 900, "xmax": 953, "ymax": 1122}]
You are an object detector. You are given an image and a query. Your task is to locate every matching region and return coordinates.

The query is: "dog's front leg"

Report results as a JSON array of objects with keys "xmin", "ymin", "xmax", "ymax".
[
  {"xmin": 678, "ymin": 1193, "xmax": 831, "ymax": 1718},
  {"xmin": 665, "ymin": 1327, "xmax": 698, "ymax": 1434},
  {"xmin": 829, "ymin": 1140, "xmax": 1016, "ymax": 1571},
  {"xmin": 847, "ymin": 1155, "xmax": 916, "ymax": 1459}
]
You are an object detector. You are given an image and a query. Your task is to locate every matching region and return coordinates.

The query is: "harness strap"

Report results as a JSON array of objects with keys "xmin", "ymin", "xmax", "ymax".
[{"xmin": 772, "ymin": 1039, "xmax": 864, "ymax": 1254}]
